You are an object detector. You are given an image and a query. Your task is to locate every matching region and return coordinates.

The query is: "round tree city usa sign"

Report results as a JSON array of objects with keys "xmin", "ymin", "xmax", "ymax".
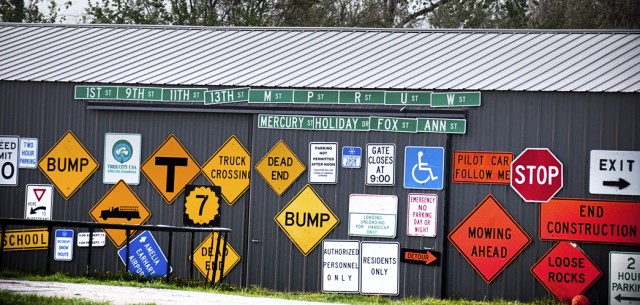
[{"xmin": 510, "ymin": 148, "xmax": 563, "ymax": 203}]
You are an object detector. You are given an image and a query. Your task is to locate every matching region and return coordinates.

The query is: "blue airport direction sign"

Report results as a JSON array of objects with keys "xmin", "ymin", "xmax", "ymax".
[
  {"xmin": 404, "ymin": 146, "xmax": 445, "ymax": 190},
  {"xmin": 117, "ymin": 230, "xmax": 170, "ymax": 278}
]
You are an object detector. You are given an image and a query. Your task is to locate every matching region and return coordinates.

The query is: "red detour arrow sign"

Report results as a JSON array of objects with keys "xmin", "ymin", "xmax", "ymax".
[
  {"xmin": 511, "ymin": 148, "xmax": 563, "ymax": 202},
  {"xmin": 531, "ymin": 241, "xmax": 602, "ymax": 304},
  {"xmin": 448, "ymin": 194, "xmax": 531, "ymax": 283},
  {"xmin": 400, "ymin": 248, "xmax": 440, "ymax": 266}
]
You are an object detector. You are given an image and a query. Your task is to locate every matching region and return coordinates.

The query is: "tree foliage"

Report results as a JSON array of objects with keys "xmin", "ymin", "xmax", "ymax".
[{"xmin": 1, "ymin": 0, "xmax": 70, "ymax": 22}]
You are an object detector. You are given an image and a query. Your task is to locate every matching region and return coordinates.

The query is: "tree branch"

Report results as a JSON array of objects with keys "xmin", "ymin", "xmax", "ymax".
[{"xmin": 399, "ymin": 0, "xmax": 450, "ymax": 27}]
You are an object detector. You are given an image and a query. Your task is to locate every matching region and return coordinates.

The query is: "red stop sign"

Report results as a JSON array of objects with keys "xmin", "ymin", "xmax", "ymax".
[{"xmin": 511, "ymin": 148, "xmax": 563, "ymax": 202}]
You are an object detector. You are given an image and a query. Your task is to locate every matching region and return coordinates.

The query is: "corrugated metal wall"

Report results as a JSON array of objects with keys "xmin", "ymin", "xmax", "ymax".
[{"xmin": 1, "ymin": 82, "xmax": 639, "ymax": 304}]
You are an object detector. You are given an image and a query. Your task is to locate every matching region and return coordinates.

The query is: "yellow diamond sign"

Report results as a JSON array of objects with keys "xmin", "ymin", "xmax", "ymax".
[
  {"xmin": 89, "ymin": 180, "xmax": 151, "ymax": 248},
  {"xmin": 202, "ymin": 135, "xmax": 251, "ymax": 205},
  {"xmin": 38, "ymin": 130, "xmax": 99, "ymax": 200},
  {"xmin": 192, "ymin": 232, "xmax": 240, "ymax": 283},
  {"xmin": 255, "ymin": 140, "xmax": 306, "ymax": 196},
  {"xmin": 141, "ymin": 135, "xmax": 201, "ymax": 204},
  {"xmin": 275, "ymin": 185, "xmax": 339, "ymax": 256}
]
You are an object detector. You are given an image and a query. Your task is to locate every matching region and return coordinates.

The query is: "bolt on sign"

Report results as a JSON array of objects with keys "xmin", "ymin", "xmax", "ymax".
[
  {"xmin": 183, "ymin": 185, "xmax": 221, "ymax": 226},
  {"xmin": 274, "ymin": 184, "xmax": 339, "ymax": 256},
  {"xmin": 448, "ymin": 194, "xmax": 531, "ymax": 283},
  {"xmin": 322, "ymin": 240, "xmax": 360, "ymax": 293},
  {"xmin": 510, "ymin": 148, "xmax": 563, "ymax": 203},
  {"xmin": 38, "ymin": 131, "xmax": 99, "ymax": 199},
  {"xmin": 201, "ymin": 135, "xmax": 251, "ymax": 205},
  {"xmin": 192, "ymin": 232, "xmax": 240, "ymax": 284},
  {"xmin": 531, "ymin": 242, "xmax": 602, "ymax": 303},
  {"xmin": 349, "ymin": 194, "xmax": 397, "ymax": 238},
  {"xmin": 610, "ymin": 251, "xmax": 640, "ymax": 305},
  {"xmin": 0, "ymin": 135, "xmax": 19, "ymax": 186},
  {"xmin": 25, "ymin": 184, "xmax": 53, "ymax": 220},
  {"xmin": 360, "ymin": 241, "xmax": 400, "ymax": 296},
  {"xmin": 89, "ymin": 180, "xmax": 151, "ymax": 248},
  {"xmin": 407, "ymin": 193, "xmax": 437, "ymax": 237},
  {"xmin": 141, "ymin": 134, "xmax": 201, "ymax": 204},
  {"xmin": 0, "ymin": 228, "xmax": 49, "ymax": 251},
  {"xmin": 453, "ymin": 151, "xmax": 512, "ymax": 184},
  {"xmin": 539, "ymin": 198, "xmax": 640, "ymax": 245},
  {"xmin": 589, "ymin": 150, "xmax": 640, "ymax": 196},
  {"xmin": 255, "ymin": 140, "xmax": 306, "ymax": 196},
  {"xmin": 103, "ymin": 133, "xmax": 142, "ymax": 185}
]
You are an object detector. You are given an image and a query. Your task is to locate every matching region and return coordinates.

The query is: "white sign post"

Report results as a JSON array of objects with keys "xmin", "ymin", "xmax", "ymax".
[
  {"xmin": 349, "ymin": 194, "xmax": 397, "ymax": 238},
  {"xmin": 0, "ymin": 136, "xmax": 19, "ymax": 186},
  {"xmin": 366, "ymin": 144, "xmax": 395, "ymax": 186},
  {"xmin": 25, "ymin": 184, "xmax": 53, "ymax": 220},
  {"xmin": 590, "ymin": 150, "xmax": 640, "ymax": 196},
  {"xmin": 360, "ymin": 242, "xmax": 399, "ymax": 296},
  {"xmin": 54, "ymin": 229, "xmax": 74, "ymax": 261},
  {"xmin": 407, "ymin": 193, "xmax": 437, "ymax": 237},
  {"xmin": 321, "ymin": 240, "xmax": 360, "ymax": 293},
  {"xmin": 103, "ymin": 133, "xmax": 142, "ymax": 184},
  {"xmin": 610, "ymin": 251, "xmax": 640, "ymax": 305},
  {"xmin": 18, "ymin": 138, "xmax": 38, "ymax": 169},
  {"xmin": 309, "ymin": 142, "xmax": 338, "ymax": 184}
]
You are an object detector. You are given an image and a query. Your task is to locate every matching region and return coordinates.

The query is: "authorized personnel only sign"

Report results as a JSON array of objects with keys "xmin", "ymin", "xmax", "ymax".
[
  {"xmin": 322, "ymin": 240, "xmax": 360, "ymax": 293},
  {"xmin": 366, "ymin": 144, "xmax": 395, "ymax": 186}
]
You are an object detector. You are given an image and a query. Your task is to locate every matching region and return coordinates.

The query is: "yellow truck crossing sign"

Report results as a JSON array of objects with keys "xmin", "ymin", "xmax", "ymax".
[
  {"xmin": 141, "ymin": 135, "xmax": 201, "ymax": 204},
  {"xmin": 38, "ymin": 131, "xmax": 99, "ymax": 199},
  {"xmin": 274, "ymin": 185, "xmax": 339, "ymax": 256},
  {"xmin": 89, "ymin": 180, "xmax": 151, "ymax": 247},
  {"xmin": 255, "ymin": 140, "xmax": 306, "ymax": 196},
  {"xmin": 202, "ymin": 135, "xmax": 251, "ymax": 205},
  {"xmin": 191, "ymin": 232, "xmax": 240, "ymax": 283}
]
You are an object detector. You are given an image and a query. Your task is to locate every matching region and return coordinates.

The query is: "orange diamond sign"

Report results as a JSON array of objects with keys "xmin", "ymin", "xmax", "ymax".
[
  {"xmin": 89, "ymin": 180, "xmax": 151, "ymax": 247},
  {"xmin": 255, "ymin": 140, "xmax": 306, "ymax": 196},
  {"xmin": 448, "ymin": 194, "xmax": 531, "ymax": 283},
  {"xmin": 275, "ymin": 185, "xmax": 339, "ymax": 256},
  {"xmin": 141, "ymin": 135, "xmax": 201, "ymax": 204},
  {"xmin": 38, "ymin": 130, "xmax": 99, "ymax": 199},
  {"xmin": 202, "ymin": 135, "xmax": 251, "ymax": 205},
  {"xmin": 192, "ymin": 232, "xmax": 240, "ymax": 283}
]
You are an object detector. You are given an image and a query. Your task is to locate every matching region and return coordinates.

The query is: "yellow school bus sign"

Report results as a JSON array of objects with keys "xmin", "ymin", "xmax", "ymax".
[
  {"xmin": 191, "ymin": 232, "xmax": 240, "ymax": 283},
  {"xmin": 38, "ymin": 131, "xmax": 99, "ymax": 199},
  {"xmin": 275, "ymin": 185, "xmax": 339, "ymax": 256},
  {"xmin": 255, "ymin": 140, "xmax": 306, "ymax": 196},
  {"xmin": 202, "ymin": 136, "xmax": 251, "ymax": 205}
]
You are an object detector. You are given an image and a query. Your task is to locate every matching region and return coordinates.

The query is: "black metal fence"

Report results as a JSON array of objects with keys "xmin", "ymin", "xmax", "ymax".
[{"xmin": 0, "ymin": 218, "xmax": 231, "ymax": 285}]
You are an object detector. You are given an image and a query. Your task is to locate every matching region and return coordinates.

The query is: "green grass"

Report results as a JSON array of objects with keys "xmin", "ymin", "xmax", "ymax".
[
  {"xmin": 0, "ymin": 290, "xmax": 111, "ymax": 305},
  {"xmin": 0, "ymin": 270, "xmax": 562, "ymax": 305}
]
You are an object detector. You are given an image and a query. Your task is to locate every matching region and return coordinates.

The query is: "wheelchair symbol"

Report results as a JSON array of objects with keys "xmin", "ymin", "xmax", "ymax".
[{"xmin": 412, "ymin": 151, "xmax": 438, "ymax": 184}]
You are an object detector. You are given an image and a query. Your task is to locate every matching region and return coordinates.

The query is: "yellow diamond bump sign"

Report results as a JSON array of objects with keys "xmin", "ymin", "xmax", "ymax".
[
  {"xmin": 38, "ymin": 130, "xmax": 99, "ymax": 200},
  {"xmin": 255, "ymin": 140, "xmax": 306, "ymax": 196},
  {"xmin": 202, "ymin": 135, "xmax": 251, "ymax": 205}
]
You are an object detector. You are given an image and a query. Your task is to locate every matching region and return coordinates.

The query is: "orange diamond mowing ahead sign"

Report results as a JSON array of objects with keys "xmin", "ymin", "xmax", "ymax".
[
  {"xmin": 89, "ymin": 180, "xmax": 151, "ymax": 248},
  {"xmin": 38, "ymin": 130, "xmax": 99, "ymax": 200},
  {"xmin": 202, "ymin": 135, "xmax": 251, "ymax": 205},
  {"xmin": 141, "ymin": 135, "xmax": 201, "ymax": 204},
  {"xmin": 255, "ymin": 140, "xmax": 306, "ymax": 196},
  {"xmin": 448, "ymin": 194, "xmax": 531, "ymax": 283},
  {"xmin": 192, "ymin": 232, "xmax": 240, "ymax": 284},
  {"xmin": 275, "ymin": 184, "xmax": 339, "ymax": 256}
]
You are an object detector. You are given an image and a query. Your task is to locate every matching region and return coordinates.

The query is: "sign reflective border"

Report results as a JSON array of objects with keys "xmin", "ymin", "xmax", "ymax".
[
  {"xmin": 1, "ymin": 228, "xmax": 49, "ymax": 251},
  {"xmin": 453, "ymin": 151, "xmax": 512, "ymax": 184},
  {"xmin": 201, "ymin": 135, "xmax": 251, "ymax": 205},
  {"xmin": 38, "ymin": 131, "xmax": 99, "ymax": 200},
  {"xmin": 540, "ymin": 198, "xmax": 640, "ymax": 245},
  {"xmin": 141, "ymin": 134, "xmax": 201, "ymax": 204},
  {"xmin": 255, "ymin": 140, "xmax": 306, "ymax": 196},
  {"xmin": 192, "ymin": 232, "xmax": 240, "ymax": 284}
]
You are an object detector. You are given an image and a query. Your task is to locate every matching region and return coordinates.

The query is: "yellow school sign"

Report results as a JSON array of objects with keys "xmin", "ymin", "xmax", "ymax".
[
  {"xmin": 275, "ymin": 185, "xmax": 339, "ymax": 256},
  {"xmin": 202, "ymin": 136, "xmax": 251, "ymax": 205},
  {"xmin": 38, "ymin": 131, "xmax": 99, "ymax": 199},
  {"xmin": 255, "ymin": 140, "xmax": 306, "ymax": 196},
  {"xmin": 192, "ymin": 232, "xmax": 240, "ymax": 283},
  {"xmin": 1, "ymin": 228, "xmax": 49, "ymax": 251}
]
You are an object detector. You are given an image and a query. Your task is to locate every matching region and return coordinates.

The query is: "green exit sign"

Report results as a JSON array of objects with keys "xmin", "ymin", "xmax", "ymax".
[{"xmin": 431, "ymin": 92, "xmax": 481, "ymax": 107}]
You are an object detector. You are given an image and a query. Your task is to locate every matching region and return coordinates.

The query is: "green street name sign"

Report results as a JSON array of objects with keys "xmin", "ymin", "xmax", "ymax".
[
  {"xmin": 431, "ymin": 92, "xmax": 481, "ymax": 107},
  {"xmin": 369, "ymin": 117, "xmax": 418, "ymax": 133},
  {"xmin": 204, "ymin": 87, "xmax": 250, "ymax": 104},
  {"xmin": 161, "ymin": 88, "xmax": 207, "ymax": 102},
  {"xmin": 417, "ymin": 118, "xmax": 466, "ymax": 134}
]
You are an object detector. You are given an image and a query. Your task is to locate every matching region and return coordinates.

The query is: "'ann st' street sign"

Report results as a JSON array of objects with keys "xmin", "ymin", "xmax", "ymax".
[
  {"xmin": 448, "ymin": 194, "xmax": 531, "ymax": 283},
  {"xmin": 540, "ymin": 198, "xmax": 640, "ymax": 245},
  {"xmin": 38, "ymin": 131, "xmax": 99, "ymax": 199},
  {"xmin": 274, "ymin": 185, "xmax": 339, "ymax": 256},
  {"xmin": 590, "ymin": 150, "xmax": 640, "ymax": 196},
  {"xmin": 610, "ymin": 252, "xmax": 640, "ymax": 305},
  {"xmin": 141, "ymin": 135, "xmax": 201, "ymax": 204},
  {"xmin": 201, "ymin": 135, "xmax": 251, "ymax": 205},
  {"xmin": 531, "ymin": 242, "xmax": 602, "ymax": 303}
]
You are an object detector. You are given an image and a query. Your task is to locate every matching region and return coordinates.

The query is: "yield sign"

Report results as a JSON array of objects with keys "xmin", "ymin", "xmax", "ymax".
[
  {"xmin": 448, "ymin": 194, "xmax": 531, "ymax": 283},
  {"xmin": 141, "ymin": 134, "xmax": 201, "ymax": 204},
  {"xmin": 531, "ymin": 241, "xmax": 602, "ymax": 303}
]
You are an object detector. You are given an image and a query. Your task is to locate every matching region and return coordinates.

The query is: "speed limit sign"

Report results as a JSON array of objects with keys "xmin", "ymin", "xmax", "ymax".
[{"xmin": 0, "ymin": 136, "xmax": 19, "ymax": 186}]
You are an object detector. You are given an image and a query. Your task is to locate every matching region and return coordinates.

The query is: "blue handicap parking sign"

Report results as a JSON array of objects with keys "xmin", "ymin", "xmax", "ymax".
[
  {"xmin": 404, "ymin": 146, "xmax": 445, "ymax": 190},
  {"xmin": 117, "ymin": 230, "xmax": 170, "ymax": 278}
]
